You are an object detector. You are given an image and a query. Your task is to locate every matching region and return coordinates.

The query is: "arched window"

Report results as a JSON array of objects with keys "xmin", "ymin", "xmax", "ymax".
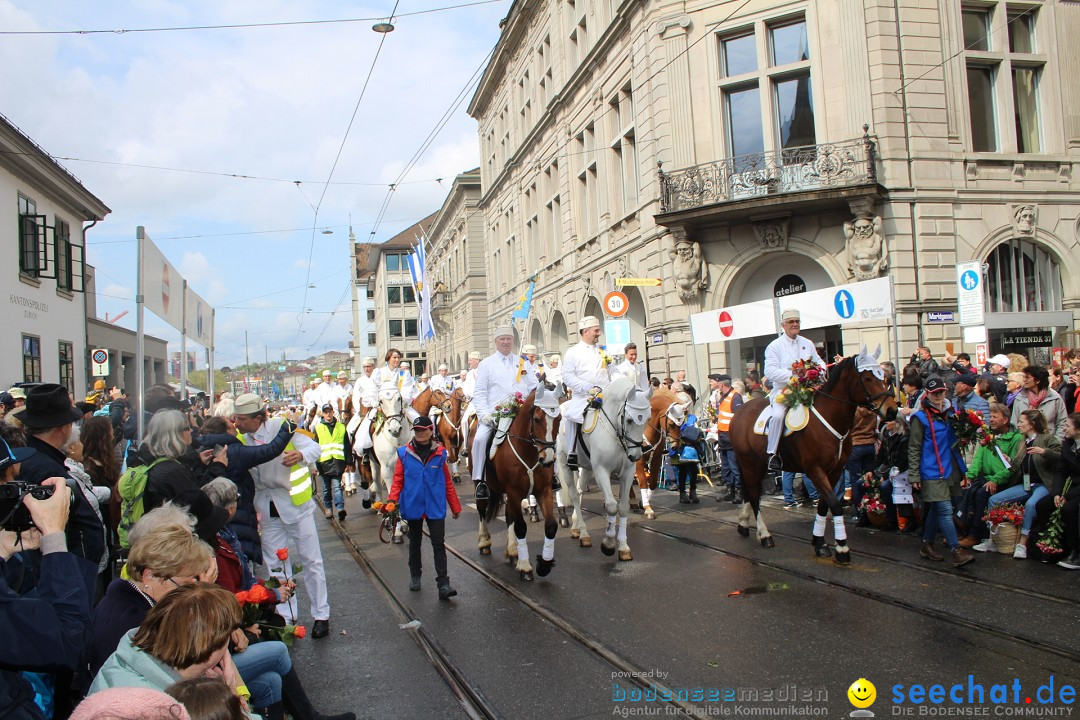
[{"xmin": 984, "ymin": 238, "xmax": 1062, "ymax": 313}]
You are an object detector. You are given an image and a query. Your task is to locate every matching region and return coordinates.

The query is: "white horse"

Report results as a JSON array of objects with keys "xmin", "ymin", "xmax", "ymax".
[
  {"xmin": 354, "ymin": 386, "xmax": 412, "ymax": 539},
  {"xmin": 557, "ymin": 376, "xmax": 652, "ymax": 561}
]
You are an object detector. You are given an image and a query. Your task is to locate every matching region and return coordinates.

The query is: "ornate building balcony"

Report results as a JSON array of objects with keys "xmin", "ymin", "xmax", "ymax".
[
  {"xmin": 430, "ymin": 290, "xmax": 452, "ymax": 317},
  {"xmin": 656, "ymin": 129, "xmax": 882, "ymax": 230}
]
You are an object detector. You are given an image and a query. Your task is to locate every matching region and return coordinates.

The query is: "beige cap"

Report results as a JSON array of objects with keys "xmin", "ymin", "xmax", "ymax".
[
  {"xmin": 578, "ymin": 316, "xmax": 600, "ymax": 331},
  {"xmin": 7, "ymin": 387, "xmax": 26, "ymax": 400},
  {"xmin": 438, "ymin": 363, "xmax": 448, "ymax": 371},
  {"xmin": 781, "ymin": 308, "xmax": 801, "ymax": 322},
  {"xmin": 494, "ymin": 325, "xmax": 514, "ymax": 338},
  {"xmin": 337, "ymin": 371, "xmax": 349, "ymax": 379},
  {"xmin": 234, "ymin": 393, "xmax": 263, "ymax": 415},
  {"xmin": 322, "ymin": 370, "xmax": 332, "ymax": 377},
  {"xmin": 468, "ymin": 351, "xmax": 481, "ymax": 360},
  {"xmin": 548, "ymin": 354, "xmax": 560, "ymax": 364},
  {"xmin": 522, "ymin": 344, "xmax": 538, "ymax": 354},
  {"xmin": 362, "ymin": 356, "xmax": 376, "ymax": 366}
]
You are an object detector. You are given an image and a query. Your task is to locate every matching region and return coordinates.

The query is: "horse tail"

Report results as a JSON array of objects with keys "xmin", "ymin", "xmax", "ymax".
[{"xmin": 482, "ymin": 465, "xmax": 501, "ymax": 524}]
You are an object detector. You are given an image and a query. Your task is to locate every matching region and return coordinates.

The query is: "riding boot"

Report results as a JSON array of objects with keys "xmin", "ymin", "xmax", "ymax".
[{"xmin": 282, "ymin": 668, "xmax": 357, "ymax": 720}]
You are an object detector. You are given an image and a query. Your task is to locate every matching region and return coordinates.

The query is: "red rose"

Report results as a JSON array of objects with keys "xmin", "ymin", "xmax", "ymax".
[
  {"xmin": 235, "ymin": 590, "xmax": 251, "ymax": 605},
  {"xmin": 294, "ymin": 625, "xmax": 307, "ymax": 639},
  {"xmin": 276, "ymin": 548, "xmax": 289, "ymax": 562}
]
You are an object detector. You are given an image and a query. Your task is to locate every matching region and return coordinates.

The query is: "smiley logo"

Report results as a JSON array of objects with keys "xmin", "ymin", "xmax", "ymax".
[{"xmin": 848, "ymin": 678, "xmax": 876, "ymax": 709}]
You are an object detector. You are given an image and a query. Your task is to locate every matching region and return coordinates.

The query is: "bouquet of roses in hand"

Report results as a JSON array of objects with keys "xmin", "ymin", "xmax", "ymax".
[
  {"xmin": 776, "ymin": 359, "xmax": 825, "ymax": 409},
  {"xmin": 953, "ymin": 408, "xmax": 987, "ymax": 450},
  {"xmin": 983, "ymin": 502, "xmax": 1024, "ymax": 526},
  {"xmin": 860, "ymin": 496, "xmax": 887, "ymax": 515},
  {"xmin": 234, "ymin": 583, "xmax": 278, "ymax": 627},
  {"xmin": 492, "ymin": 392, "xmax": 525, "ymax": 421},
  {"xmin": 372, "ymin": 500, "xmax": 400, "ymax": 524},
  {"xmin": 1035, "ymin": 479, "xmax": 1072, "ymax": 557}
]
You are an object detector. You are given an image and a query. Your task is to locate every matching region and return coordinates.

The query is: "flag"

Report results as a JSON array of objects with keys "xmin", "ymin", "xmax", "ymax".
[
  {"xmin": 415, "ymin": 236, "xmax": 436, "ymax": 344},
  {"xmin": 511, "ymin": 274, "xmax": 536, "ymax": 320}
]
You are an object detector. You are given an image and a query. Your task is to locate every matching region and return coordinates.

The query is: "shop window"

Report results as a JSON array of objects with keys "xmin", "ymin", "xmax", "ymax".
[
  {"xmin": 984, "ymin": 238, "xmax": 1061, "ymax": 314},
  {"xmin": 23, "ymin": 334, "xmax": 41, "ymax": 382}
]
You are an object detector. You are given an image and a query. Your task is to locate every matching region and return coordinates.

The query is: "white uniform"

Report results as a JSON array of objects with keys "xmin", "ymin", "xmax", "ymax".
[
  {"xmin": 470, "ymin": 351, "xmax": 538, "ymax": 481},
  {"xmin": 561, "ymin": 341, "xmax": 613, "ymax": 424},
  {"xmin": 428, "ymin": 373, "xmax": 450, "ymax": 394},
  {"xmin": 355, "ymin": 365, "xmax": 418, "ymax": 452},
  {"xmin": 611, "ymin": 359, "xmax": 649, "ymax": 391},
  {"xmin": 332, "ymin": 383, "xmax": 351, "ymax": 413},
  {"xmin": 314, "ymin": 381, "xmax": 336, "ymax": 410},
  {"xmin": 302, "ymin": 387, "xmax": 319, "ymax": 412},
  {"xmin": 249, "ymin": 417, "xmax": 328, "ymax": 622},
  {"xmin": 545, "ymin": 365, "xmax": 562, "ymax": 385},
  {"xmin": 763, "ymin": 333, "xmax": 825, "ymax": 454}
]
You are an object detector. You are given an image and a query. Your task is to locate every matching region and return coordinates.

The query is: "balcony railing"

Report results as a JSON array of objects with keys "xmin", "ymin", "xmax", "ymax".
[{"xmin": 658, "ymin": 129, "xmax": 877, "ymax": 214}]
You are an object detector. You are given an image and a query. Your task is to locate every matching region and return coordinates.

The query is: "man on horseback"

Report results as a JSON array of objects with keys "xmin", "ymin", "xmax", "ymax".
[
  {"xmin": 470, "ymin": 325, "xmax": 538, "ymax": 500},
  {"xmin": 460, "ymin": 350, "xmax": 482, "ymax": 455},
  {"xmin": 763, "ymin": 308, "xmax": 825, "ymax": 471},
  {"xmin": 612, "ymin": 342, "xmax": 649, "ymax": 391},
  {"xmin": 562, "ymin": 315, "xmax": 614, "ymax": 471}
]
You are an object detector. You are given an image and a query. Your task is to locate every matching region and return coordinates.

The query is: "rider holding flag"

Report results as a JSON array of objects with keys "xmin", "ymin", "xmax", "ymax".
[{"xmin": 763, "ymin": 308, "xmax": 825, "ymax": 471}]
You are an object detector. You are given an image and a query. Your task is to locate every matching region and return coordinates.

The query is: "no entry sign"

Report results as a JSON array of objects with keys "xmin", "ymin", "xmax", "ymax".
[
  {"xmin": 718, "ymin": 310, "xmax": 734, "ymax": 337},
  {"xmin": 690, "ymin": 300, "xmax": 777, "ymax": 344}
]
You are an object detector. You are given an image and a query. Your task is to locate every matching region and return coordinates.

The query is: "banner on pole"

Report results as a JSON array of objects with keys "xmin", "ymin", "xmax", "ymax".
[
  {"xmin": 138, "ymin": 231, "xmax": 184, "ymax": 333},
  {"xmin": 185, "ymin": 285, "xmax": 214, "ymax": 348},
  {"xmin": 690, "ymin": 300, "xmax": 777, "ymax": 344},
  {"xmin": 776, "ymin": 277, "xmax": 893, "ymax": 330}
]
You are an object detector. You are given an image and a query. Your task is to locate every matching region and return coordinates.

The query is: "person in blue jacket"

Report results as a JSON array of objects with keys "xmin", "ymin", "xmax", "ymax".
[{"xmin": 388, "ymin": 416, "xmax": 461, "ymax": 600}]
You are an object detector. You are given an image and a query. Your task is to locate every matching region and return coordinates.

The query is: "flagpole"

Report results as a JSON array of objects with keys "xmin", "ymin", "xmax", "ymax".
[{"xmin": 136, "ymin": 226, "xmax": 146, "ymax": 442}]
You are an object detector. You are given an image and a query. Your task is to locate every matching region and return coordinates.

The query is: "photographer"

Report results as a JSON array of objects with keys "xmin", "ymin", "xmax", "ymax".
[{"xmin": 0, "ymin": 436, "xmax": 93, "ymax": 720}]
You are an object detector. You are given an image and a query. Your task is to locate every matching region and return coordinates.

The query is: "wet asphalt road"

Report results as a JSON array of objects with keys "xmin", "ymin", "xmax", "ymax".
[{"xmin": 289, "ymin": 477, "xmax": 1080, "ymax": 720}]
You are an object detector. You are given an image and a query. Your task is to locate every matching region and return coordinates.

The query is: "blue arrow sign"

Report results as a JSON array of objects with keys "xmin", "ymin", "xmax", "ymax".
[{"xmin": 834, "ymin": 289, "xmax": 855, "ymax": 319}]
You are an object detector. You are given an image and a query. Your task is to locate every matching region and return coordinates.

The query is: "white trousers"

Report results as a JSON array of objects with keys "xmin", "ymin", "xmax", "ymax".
[
  {"xmin": 766, "ymin": 398, "xmax": 786, "ymax": 455},
  {"xmin": 261, "ymin": 509, "xmax": 330, "ymax": 622},
  {"xmin": 460, "ymin": 402, "xmax": 477, "ymax": 451},
  {"xmin": 471, "ymin": 422, "xmax": 494, "ymax": 481}
]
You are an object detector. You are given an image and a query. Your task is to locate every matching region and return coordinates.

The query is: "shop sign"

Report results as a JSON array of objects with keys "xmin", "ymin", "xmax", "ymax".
[
  {"xmin": 773, "ymin": 274, "xmax": 806, "ymax": 298},
  {"xmin": 999, "ymin": 331, "xmax": 1053, "ymax": 347},
  {"xmin": 926, "ymin": 311, "xmax": 955, "ymax": 323}
]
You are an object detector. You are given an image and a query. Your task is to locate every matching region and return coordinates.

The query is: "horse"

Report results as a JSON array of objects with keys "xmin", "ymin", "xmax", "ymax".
[
  {"xmin": 437, "ymin": 387, "xmax": 466, "ymax": 467},
  {"xmin": 353, "ymin": 386, "xmax": 412, "ymax": 540},
  {"xmin": 729, "ymin": 347, "xmax": 898, "ymax": 563},
  {"xmin": 410, "ymin": 387, "xmax": 442, "ymax": 417},
  {"xmin": 634, "ymin": 387, "xmax": 685, "ymax": 519},
  {"xmin": 557, "ymin": 376, "xmax": 652, "ymax": 561},
  {"xmin": 475, "ymin": 384, "xmax": 562, "ymax": 580}
]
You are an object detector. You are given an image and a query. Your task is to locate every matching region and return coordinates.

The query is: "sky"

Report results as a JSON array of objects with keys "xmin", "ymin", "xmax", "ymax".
[{"xmin": 0, "ymin": 0, "xmax": 508, "ymax": 367}]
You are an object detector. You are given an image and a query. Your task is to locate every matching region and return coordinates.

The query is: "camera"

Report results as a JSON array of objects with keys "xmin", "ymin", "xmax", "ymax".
[{"xmin": 0, "ymin": 481, "xmax": 77, "ymax": 532}]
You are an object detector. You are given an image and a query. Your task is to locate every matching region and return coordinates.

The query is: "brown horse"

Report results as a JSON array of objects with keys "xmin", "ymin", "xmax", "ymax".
[
  {"xmin": 410, "ymin": 387, "xmax": 443, "ymax": 417},
  {"xmin": 634, "ymin": 387, "xmax": 684, "ymax": 519},
  {"xmin": 437, "ymin": 388, "xmax": 465, "ymax": 465},
  {"xmin": 729, "ymin": 349, "xmax": 897, "ymax": 563},
  {"xmin": 475, "ymin": 385, "xmax": 561, "ymax": 580}
]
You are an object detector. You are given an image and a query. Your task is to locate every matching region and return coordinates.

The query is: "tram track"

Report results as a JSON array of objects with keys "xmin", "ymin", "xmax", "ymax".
[{"xmin": 577, "ymin": 504, "xmax": 1080, "ymax": 665}]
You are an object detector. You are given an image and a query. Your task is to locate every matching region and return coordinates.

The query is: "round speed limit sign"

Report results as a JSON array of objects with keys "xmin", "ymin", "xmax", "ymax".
[{"xmin": 603, "ymin": 291, "xmax": 629, "ymax": 317}]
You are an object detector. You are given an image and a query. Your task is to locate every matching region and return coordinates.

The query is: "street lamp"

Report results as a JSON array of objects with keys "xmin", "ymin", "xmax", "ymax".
[{"xmin": 372, "ymin": 20, "xmax": 394, "ymax": 33}]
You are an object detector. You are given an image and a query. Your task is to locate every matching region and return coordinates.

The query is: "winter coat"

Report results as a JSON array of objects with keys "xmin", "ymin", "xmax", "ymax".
[
  {"xmin": 955, "ymin": 390, "xmax": 991, "ymax": 421},
  {"xmin": 0, "ymin": 546, "xmax": 92, "ymax": 720},
  {"xmin": 89, "ymin": 629, "xmax": 182, "ymax": 694},
  {"xmin": 389, "ymin": 442, "xmax": 461, "ymax": 521},
  {"xmin": 965, "ymin": 428, "xmax": 1023, "ymax": 489},
  {"xmin": 90, "ymin": 579, "xmax": 152, "ymax": 679},
  {"xmin": 1010, "ymin": 388, "xmax": 1068, "ymax": 441},
  {"xmin": 873, "ymin": 425, "xmax": 909, "ymax": 473},
  {"xmin": 908, "ymin": 398, "xmax": 966, "ymax": 502}
]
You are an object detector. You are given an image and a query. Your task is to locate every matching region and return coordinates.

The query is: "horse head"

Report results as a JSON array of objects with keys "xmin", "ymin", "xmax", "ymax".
[
  {"xmin": 532, "ymin": 383, "xmax": 562, "ymax": 466},
  {"xmin": 378, "ymin": 385, "xmax": 405, "ymax": 437},
  {"xmin": 606, "ymin": 377, "xmax": 652, "ymax": 463},
  {"xmin": 854, "ymin": 344, "xmax": 899, "ymax": 421}
]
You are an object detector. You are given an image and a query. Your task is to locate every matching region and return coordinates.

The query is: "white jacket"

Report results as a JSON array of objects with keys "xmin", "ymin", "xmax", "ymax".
[
  {"xmin": 250, "ymin": 416, "xmax": 322, "ymax": 523},
  {"xmin": 764, "ymin": 333, "xmax": 825, "ymax": 402},
  {"xmin": 372, "ymin": 365, "xmax": 416, "ymax": 402},
  {"xmin": 562, "ymin": 341, "xmax": 613, "ymax": 423},
  {"xmin": 472, "ymin": 352, "xmax": 537, "ymax": 421}
]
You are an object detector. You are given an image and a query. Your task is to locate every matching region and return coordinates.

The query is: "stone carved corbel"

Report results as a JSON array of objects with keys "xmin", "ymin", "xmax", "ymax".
[
  {"xmin": 752, "ymin": 217, "xmax": 790, "ymax": 253},
  {"xmin": 667, "ymin": 229, "xmax": 708, "ymax": 301}
]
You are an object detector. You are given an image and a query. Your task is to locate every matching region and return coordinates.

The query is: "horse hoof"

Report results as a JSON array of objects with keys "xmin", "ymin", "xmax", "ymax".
[
  {"xmin": 760, "ymin": 537, "xmax": 775, "ymax": 548},
  {"xmin": 834, "ymin": 550, "xmax": 851, "ymax": 565},
  {"xmin": 479, "ymin": 546, "xmax": 492, "ymax": 556},
  {"xmin": 520, "ymin": 570, "xmax": 534, "ymax": 581},
  {"xmin": 570, "ymin": 528, "xmax": 580, "ymax": 539},
  {"xmin": 535, "ymin": 556, "xmax": 555, "ymax": 576},
  {"xmin": 579, "ymin": 536, "xmax": 592, "ymax": 548},
  {"xmin": 600, "ymin": 540, "xmax": 616, "ymax": 556},
  {"xmin": 814, "ymin": 545, "xmax": 832, "ymax": 558},
  {"xmin": 559, "ymin": 515, "xmax": 570, "ymax": 528},
  {"xmin": 737, "ymin": 525, "xmax": 750, "ymax": 538},
  {"xmin": 644, "ymin": 507, "xmax": 655, "ymax": 520},
  {"xmin": 618, "ymin": 549, "xmax": 633, "ymax": 561}
]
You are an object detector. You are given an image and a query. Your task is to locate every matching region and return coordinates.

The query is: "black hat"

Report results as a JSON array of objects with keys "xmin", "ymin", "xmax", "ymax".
[
  {"xmin": 954, "ymin": 372, "xmax": 978, "ymax": 387},
  {"xmin": 412, "ymin": 415, "xmax": 434, "ymax": 430},
  {"xmin": 0, "ymin": 437, "xmax": 36, "ymax": 474},
  {"xmin": 925, "ymin": 376, "xmax": 947, "ymax": 393},
  {"xmin": 0, "ymin": 392, "xmax": 14, "ymax": 409},
  {"xmin": 187, "ymin": 492, "xmax": 230, "ymax": 544},
  {"xmin": 321, "ymin": 404, "xmax": 335, "ymax": 413},
  {"xmin": 21, "ymin": 383, "xmax": 83, "ymax": 429},
  {"xmin": 708, "ymin": 374, "xmax": 731, "ymax": 383}
]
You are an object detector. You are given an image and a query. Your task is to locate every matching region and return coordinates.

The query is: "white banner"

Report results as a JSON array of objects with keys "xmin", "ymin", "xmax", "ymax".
[
  {"xmin": 185, "ymin": 285, "xmax": 214, "ymax": 348},
  {"xmin": 776, "ymin": 277, "xmax": 893, "ymax": 330},
  {"xmin": 138, "ymin": 230, "xmax": 184, "ymax": 333},
  {"xmin": 690, "ymin": 299, "xmax": 777, "ymax": 344}
]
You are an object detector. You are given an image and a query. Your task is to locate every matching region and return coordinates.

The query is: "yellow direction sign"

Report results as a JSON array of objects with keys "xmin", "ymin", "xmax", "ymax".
[{"xmin": 616, "ymin": 277, "xmax": 661, "ymax": 287}]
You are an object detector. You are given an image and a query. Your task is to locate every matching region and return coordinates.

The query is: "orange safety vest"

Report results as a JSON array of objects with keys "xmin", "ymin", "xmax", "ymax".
[{"xmin": 716, "ymin": 392, "xmax": 737, "ymax": 433}]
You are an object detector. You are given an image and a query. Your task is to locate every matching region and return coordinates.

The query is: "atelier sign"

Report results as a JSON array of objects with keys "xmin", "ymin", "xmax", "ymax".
[{"xmin": 774, "ymin": 274, "xmax": 806, "ymax": 298}]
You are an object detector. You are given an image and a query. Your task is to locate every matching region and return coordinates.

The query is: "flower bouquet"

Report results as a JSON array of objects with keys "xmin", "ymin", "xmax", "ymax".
[
  {"xmin": 372, "ymin": 500, "xmax": 400, "ymax": 523},
  {"xmin": 235, "ymin": 582, "xmax": 307, "ymax": 646},
  {"xmin": 859, "ymin": 471, "xmax": 888, "ymax": 527},
  {"xmin": 598, "ymin": 345, "xmax": 612, "ymax": 369},
  {"xmin": 264, "ymin": 547, "xmax": 304, "ymax": 619},
  {"xmin": 953, "ymin": 408, "xmax": 987, "ymax": 450},
  {"xmin": 984, "ymin": 502, "xmax": 1025, "ymax": 555},
  {"xmin": 777, "ymin": 359, "xmax": 825, "ymax": 409},
  {"xmin": 492, "ymin": 392, "xmax": 525, "ymax": 421},
  {"xmin": 1035, "ymin": 479, "xmax": 1072, "ymax": 558}
]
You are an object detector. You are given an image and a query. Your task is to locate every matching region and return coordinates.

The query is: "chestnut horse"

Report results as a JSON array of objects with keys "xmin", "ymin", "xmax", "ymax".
[
  {"xmin": 634, "ymin": 387, "xmax": 685, "ymax": 519},
  {"xmin": 437, "ymin": 388, "xmax": 465, "ymax": 466},
  {"xmin": 729, "ymin": 348, "xmax": 898, "ymax": 563},
  {"xmin": 475, "ymin": 384, "xmax": 561, "ymax": 580}
]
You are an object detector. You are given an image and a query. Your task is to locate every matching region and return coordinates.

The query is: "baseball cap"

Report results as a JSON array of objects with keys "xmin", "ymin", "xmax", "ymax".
[
  {"xmin": 0, "ymin": 437, "xmax": 36, "ymax": 474},
  {"xmin": 925, "ymin": 376, "xmax": 947, "ymax": 393},
  {"xmin": 988, "ymin": 354, "xmax": 1011, "ymax": 369},
  {"xmin": 321, "ymin": 404, "xmax": 334, "ymax": 413},
  {"xmin": 954, "ymin": 372, "xmax": 978, "ymax": 387},
  {"xmin": 412, "ymin": 415, "xmax": 434, "ymax": 430}
]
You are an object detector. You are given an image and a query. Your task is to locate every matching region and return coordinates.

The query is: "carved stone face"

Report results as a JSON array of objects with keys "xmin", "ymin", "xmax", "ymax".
[
  {"xmin": 852, "ymin": 217, "xmax": 875, "ymax": 239},
  {"xmin": 1015, "ymin": 205, "xmax": 1036, "ymax": 233},
  {"xmin": 675, "ymin": 242, "xmax": 693, "ymax": 260}
]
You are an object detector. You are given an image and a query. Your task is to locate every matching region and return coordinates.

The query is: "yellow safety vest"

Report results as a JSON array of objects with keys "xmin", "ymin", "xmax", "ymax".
[
  {"xmin": 716, "ymin": 392, "xmax": 737, "ymax": 433},
  {"xmin": 238, "ymin": 431, "xmax": 312, "ymax": 506},
  {"xmin": 315, "ymin": 421, "xmax": 346, "ymax": 462}
]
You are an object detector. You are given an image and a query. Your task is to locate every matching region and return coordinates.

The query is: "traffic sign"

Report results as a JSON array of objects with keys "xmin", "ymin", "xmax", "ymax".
[
  {"xmin": 690, "ymin": 300, "xmax": 777, "ymax": 344},
  {"xmin": 604, "ymin": 318, "xmax": 631, "ymax": 346},
  {"xmin": 91, "ymin": 348, "xmax": 109, "ymax": 377},
  {"xmin": 603, "ymin": 291, "xmax": 629, "ymax": 317},
  {"xmin": 615, "ymin": 278, "xmax": 661, "ymax": 287},
  {"xmin": 975, "ymin": 343, "xmax": 988, "ymax": 366},
  {"xmin": 776, "ymin": 277, "xmax": 892, "ymax": 330},
  {"xmin": 956, "ymin": 261, "xmax": 984, "ymax": 326},
  {"xmin": 718, "ymin": 310, "xmax": 734, "ymax": 337},
  {"xmin": 833, "ymin": 289, "xmax": 855, "ymax": 319}
]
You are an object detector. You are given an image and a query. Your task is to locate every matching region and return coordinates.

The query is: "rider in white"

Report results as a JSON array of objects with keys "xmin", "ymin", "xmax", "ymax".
[
  {"xmin": 611, "ymin": 342, "xmax": 650, "ymax": 392},
  {"xmin": 763, "ymin": 308, "xmax": 825, "ymax": 470},
  {"xmin": 545, "ymin": 355, "xmax": 562, "ymax": 385},
  {"xmin": 314, "ymin": 370, "xmax": 336, "ymax": 410},
  {"xmin": 470, "ymin": 326, "xmax": 537, "ymax": 500},
  {"xmin": 459, "ymin": 350, "xmax": 482, "ymax": 454},
  {"xmin": 561, "ymin": 316, "xmax": 613, "ymax": 470},
  {"xmin": 349, "ymin": 357, "xmax": 378, "ymax": 424},
  {"xmin": 301, "ymin": 378, "xmax": 320, "ymax": 427},
  {"xmin": 333, "ymin": 371, "xmax": 352, "ymax": 416},
  {"xmin": 355, "ymin": 348, "xmax": 418, "ymax": 453}
]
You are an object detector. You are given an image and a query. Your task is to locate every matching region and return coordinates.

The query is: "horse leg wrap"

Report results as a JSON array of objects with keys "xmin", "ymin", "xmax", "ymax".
[
  {"xmin": 833, "ymin": 516, "xmax": 848, "ymax": 543},
  {"xmin": 640, "ymin": 487, "xmax": 651, "ymax": 508},
  {"xmin": 606, "ymin": 515, "xmax": 617, "ymax": 538},
  {"xmin": 813, "ymin": 514, "xmax": 827, "ymax": 538},
  {"xmin": 542, "ymin": 537, "xmax": 555, "ymax": 561},
  {"xmin": 529, "ymin": 495, "xmax": 538, "ymax": 507},
  {"xmin": 517, "ymin": 538, "xmax": 529, "ymax": 562},
  {"xmin": 617, "ymin": 516, "xmax": 628, "ymax": 544}
]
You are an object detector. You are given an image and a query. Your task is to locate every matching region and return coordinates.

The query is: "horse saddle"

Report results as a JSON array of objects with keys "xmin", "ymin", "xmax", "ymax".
[{"xmin": 752, "ymin": 404, "xmax": 809, "ymax": 437}]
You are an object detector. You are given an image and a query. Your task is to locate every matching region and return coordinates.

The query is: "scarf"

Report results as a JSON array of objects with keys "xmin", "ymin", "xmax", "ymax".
[{"xmin": 1026, "ymin": 388, "xmax": 1047, "ymax": 409}]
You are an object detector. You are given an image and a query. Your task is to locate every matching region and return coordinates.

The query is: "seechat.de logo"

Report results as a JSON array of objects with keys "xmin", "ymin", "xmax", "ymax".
[{"xmin": 849, "ymin": 678, "xmax": 877, "ymax": 718}]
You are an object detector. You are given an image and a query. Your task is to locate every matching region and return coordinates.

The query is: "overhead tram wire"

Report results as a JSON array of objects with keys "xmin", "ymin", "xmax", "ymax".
[
  {"xmin": 0, "ymin": 0, "xmax": 507, "ymax": 36},
  {"xmin": 293, "ymin": 0, "xmax": 402, "ymax": 348}
]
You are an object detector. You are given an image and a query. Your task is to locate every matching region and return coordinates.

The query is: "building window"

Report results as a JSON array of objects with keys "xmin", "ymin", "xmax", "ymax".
[
  {"xmin": 404, "ymin": 319, "xmax": 418, "ymax": 337},
  {"xmin": 18, "ymin": 194, "xmax": 42, "ymax": 277},
  {"xmin": 367, "ymin": 332, "xmax": 377, "ymax": 346},
  {"xmin": 984, "ymin": 238, "xmax": 1062, "ymax": 314},
  {"xmin": 388, "ymin": 319, "xmax": 403, "ymax": 338},
  {"xmin": 610, "ymin": 84, "xmax": 638, "ymax": 215},
  {"xmin": 385, "ymin": 253, "xmax": 400, "ymax": 271},
  {"xmin": 58, "ymin": 340, "xmax": 74, "ymax": 395},
  {"xmin": 366, "ymin": 308, "xmax": 375, "ymax": 322},
  {"xmin": 22, "ymin": 334, "xmax": 41, "ymax": 382},
  {"xmin": 962, "ymin": 4, "xmax": 1043, "ymax": 153},
  {"xmin": 575, "ymin": 124, "xmax": 598, "ymax": 238},
  {"xmin": 56, "ymin": 217, "xmax": 72, "ymax": 291},
  {"xmin": 402, "ymin": 285, "xmax": 416, "ymax": 304},
  {"xmin": 387, "ymin": 286, "xmax": 401, "ymax": 304},
  {"xmin": 717, "ymin": 16, "xmax": 815, "ymax": 168}
]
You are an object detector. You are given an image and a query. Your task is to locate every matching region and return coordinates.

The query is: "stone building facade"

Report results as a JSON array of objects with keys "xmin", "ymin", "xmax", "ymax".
[{"xmin": 456, "ymin": 0, "xmax": 1079, "ymax": 382}]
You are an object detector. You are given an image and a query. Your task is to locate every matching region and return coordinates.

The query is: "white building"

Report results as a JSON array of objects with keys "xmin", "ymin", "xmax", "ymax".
[
  {"xmin": 349, "ymin": 226, "xmax": 379, "ymax": 374},
  {"xmin": 1, "ymin": 113, "xmax": 110, "ymax": 395}
]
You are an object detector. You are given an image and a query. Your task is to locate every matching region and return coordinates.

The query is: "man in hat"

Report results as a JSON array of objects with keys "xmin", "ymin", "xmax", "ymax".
[
  {"xmin": 459, "ymin": 351, "xmax": 483, "ymax": 454},
  {"xmin": 953, "ymin": 370, "xmax": 990, "ymax": 419},
  {"xmin": 231, "ymin": 393, "xmax": 332, "ymax": 638},
  {"xmin": 561, "ymin": 316, "xmax": 614, "ymax": 470},
  {"xmin": 707, "ymin": 373, "xmax": 743, "ymax": 502},
  {"xmin": 315, "ymin": 370, "xmax": 335, "ymax": 410},
  {"xmin": 301, "ymin": 378, "xmax": 320, "ymax": 428},
  {"xmin": 350, "ymin": 357, "xmax": 379, "ymax": 417},
  {"xmin": 763, "ymin": 308, "xmax": 825, "ymax": 471},
  {"xmin": 429, "ymin": 364, "xmax": 452, "ymax": 395},
  {"xmin": 982, "ymin": 354, "xmax": 1011, "ymax": 404},
  {"xmin": 15, "ymin": 383, "xmax": 108, "ymax": 573},
  {"xmin": 470, "ymin": 325, "xmax": 538, "ymax": 499},
  {"xmin": 333, "ymin": 371, "xmax": 352, "ymax": 416}
]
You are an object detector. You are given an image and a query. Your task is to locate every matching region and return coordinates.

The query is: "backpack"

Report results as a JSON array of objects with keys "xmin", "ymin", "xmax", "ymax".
[{"xmin": 117, "ymin": 457, "xmax": 169, "ymax": 549}]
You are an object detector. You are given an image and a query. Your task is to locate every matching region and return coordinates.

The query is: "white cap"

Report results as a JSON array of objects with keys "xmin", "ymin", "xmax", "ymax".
[
  {"xmin": 522, "ymin": 344, "xmax": 537, "ymax": 354},
  {"xmin": 468, "ymin": 351, "xmax": 482, "ymax": 360},
  {"xmin": 781, "ymin": 308, "xmax": 801, "ymax": 322},
  {"xmin": 438, "ymin": 364, "xmax": 448, "ymax": 371},
  {"xmin": 322, "ymin": 370, "xmax": 332, "ymax": 377},
  {"xmin": 578, "ymin": 316, "xmax": 600, "ymax": 331},
  {"xmin": 494, "ymin": 325, "xmax": 514, "ymax": 339},
  {"xmin": 362, "ymin": 357, "xmax": 376, "ymax": 366},
  {"xmin": 234, "ymin": 393, "xmax": 263, "ymax": 415},
  {"xmin": 337, "ymin": 371, "xmax": 349, "ymax": 379},
  {"xmin": 548, "ymin": 354, "xmax": 560, "ymax": 364},
  {"xmin": 989, "ymin": 354, "xmax": 1011, "ymax": 369}
]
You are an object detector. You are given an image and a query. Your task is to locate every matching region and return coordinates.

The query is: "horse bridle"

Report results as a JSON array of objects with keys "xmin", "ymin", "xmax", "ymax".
[
  {"xmin": 642, "ymin": 411, "xmax": 680, "ymax": 462},
  {"xmin": 509, "ymin": 406, "xmax": 557, "ymax": 468},
  {"xmin": 815, "ymin": 367, "xmax": 895, "ymax": 421},
  {"xmin": 597, "ymin": 394, "xmax": 648, "ymax": 461}
]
